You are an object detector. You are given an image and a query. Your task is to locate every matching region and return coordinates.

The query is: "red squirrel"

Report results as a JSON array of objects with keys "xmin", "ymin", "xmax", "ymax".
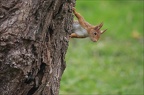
[{"xmin": 70, "ymin": 8, "xmax": 107, "ymax": 42}]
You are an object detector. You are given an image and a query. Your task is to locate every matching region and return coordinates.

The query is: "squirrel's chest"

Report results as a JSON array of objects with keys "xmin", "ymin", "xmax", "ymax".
[{"xmin": 73, "ymin": 23, "xmax": 88, "ymax": 36}]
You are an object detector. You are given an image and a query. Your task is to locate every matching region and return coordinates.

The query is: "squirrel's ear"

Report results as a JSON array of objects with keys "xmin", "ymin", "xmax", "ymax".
[
  {"xmin": 101, "ymin": 29, "xmax": 107, "ymax": 34},
  {"xmin": 94, "ymin": 26, "xmax": 98, "ymax": 30},
  {"xmin": 98, "ymin": 23, "xmax": 103, "ymax": 30},
  {"xmin": 94, "ymin": 22, "xmax": 103, "ymax": 30}
]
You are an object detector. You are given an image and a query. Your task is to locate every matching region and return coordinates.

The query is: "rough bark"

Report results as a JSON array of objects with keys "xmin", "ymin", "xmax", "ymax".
[{"xmin": 0, "ymin": 0, "xmax": 74, "ymax": 95}]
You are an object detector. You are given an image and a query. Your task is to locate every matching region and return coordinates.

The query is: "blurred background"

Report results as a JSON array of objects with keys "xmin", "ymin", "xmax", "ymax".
[{"xmin": 60, "ymin": 0, "xmax": 143, "ymax": 94}]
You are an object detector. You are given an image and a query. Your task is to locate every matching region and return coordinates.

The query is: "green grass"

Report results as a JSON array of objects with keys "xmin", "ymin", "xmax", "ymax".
[{"xmin": 60, "ymin": 0, "xmax": 143, "ymax": 95}]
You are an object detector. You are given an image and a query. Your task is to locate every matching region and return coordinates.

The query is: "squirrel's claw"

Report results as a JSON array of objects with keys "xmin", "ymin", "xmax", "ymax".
[
  {"xmin": 72, "ymin": 7, "xmax": 75, "ymax": 10},
  {"xmin": 72, "ymin": 7, "xmax": 76, "ymax": 12}
]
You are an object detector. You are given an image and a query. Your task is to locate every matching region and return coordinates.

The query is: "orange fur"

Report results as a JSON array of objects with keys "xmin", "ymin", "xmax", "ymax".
[{"xmin": 70, "ymin": 8, "xmax": 107, "ymax": 42}]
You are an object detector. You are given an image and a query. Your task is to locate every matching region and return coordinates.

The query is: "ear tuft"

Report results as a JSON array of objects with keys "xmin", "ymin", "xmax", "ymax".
[
  {"xmin": 101, "ymin": 29, "xmax": 107, "ymax": 34},
  {"xmin": 94, "ymin": 22, "xmax": 103, "ymax": 30},
  {"xmin": 98, "ymin": 22, "xmax": 103, "ymax": 30}
]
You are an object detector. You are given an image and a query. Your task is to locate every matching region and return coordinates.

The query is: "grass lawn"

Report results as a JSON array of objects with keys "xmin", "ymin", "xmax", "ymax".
[{"xmin": 60, "ymin": 0, "xmax": 143, "ymax": 95}]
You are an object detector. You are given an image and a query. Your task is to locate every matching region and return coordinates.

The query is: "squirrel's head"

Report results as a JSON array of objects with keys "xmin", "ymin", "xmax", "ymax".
[{"xmin": 88, "ymin": 23, "xmax": 107, "ymax": 42}]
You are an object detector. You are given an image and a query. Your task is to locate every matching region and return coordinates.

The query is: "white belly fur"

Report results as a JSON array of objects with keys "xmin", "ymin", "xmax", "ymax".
[{"xmin": 73, "ymin": 22, "xmax": 88, "ymax": 36}]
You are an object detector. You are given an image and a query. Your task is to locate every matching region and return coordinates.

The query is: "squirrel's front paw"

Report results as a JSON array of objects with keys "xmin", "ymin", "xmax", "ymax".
[{"xmin": 72, "ymin": 7, "xmax": 76, "ymax": 12}]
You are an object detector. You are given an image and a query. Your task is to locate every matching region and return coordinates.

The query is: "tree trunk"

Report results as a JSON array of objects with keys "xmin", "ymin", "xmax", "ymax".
[{"xmin": 0, "ymin": 0, "xmax": 74, "ymax": 95}]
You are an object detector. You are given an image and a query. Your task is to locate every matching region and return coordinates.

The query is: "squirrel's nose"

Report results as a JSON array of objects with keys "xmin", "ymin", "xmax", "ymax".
[{"xmin": 93, "ymin": 39, "xmax": 97, "ymax": 42}]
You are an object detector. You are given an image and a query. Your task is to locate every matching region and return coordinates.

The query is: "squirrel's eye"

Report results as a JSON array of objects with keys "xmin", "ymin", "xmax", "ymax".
[{"xmin": 94, "ymin": 32, "xmax": 97, "ymax": 35}]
